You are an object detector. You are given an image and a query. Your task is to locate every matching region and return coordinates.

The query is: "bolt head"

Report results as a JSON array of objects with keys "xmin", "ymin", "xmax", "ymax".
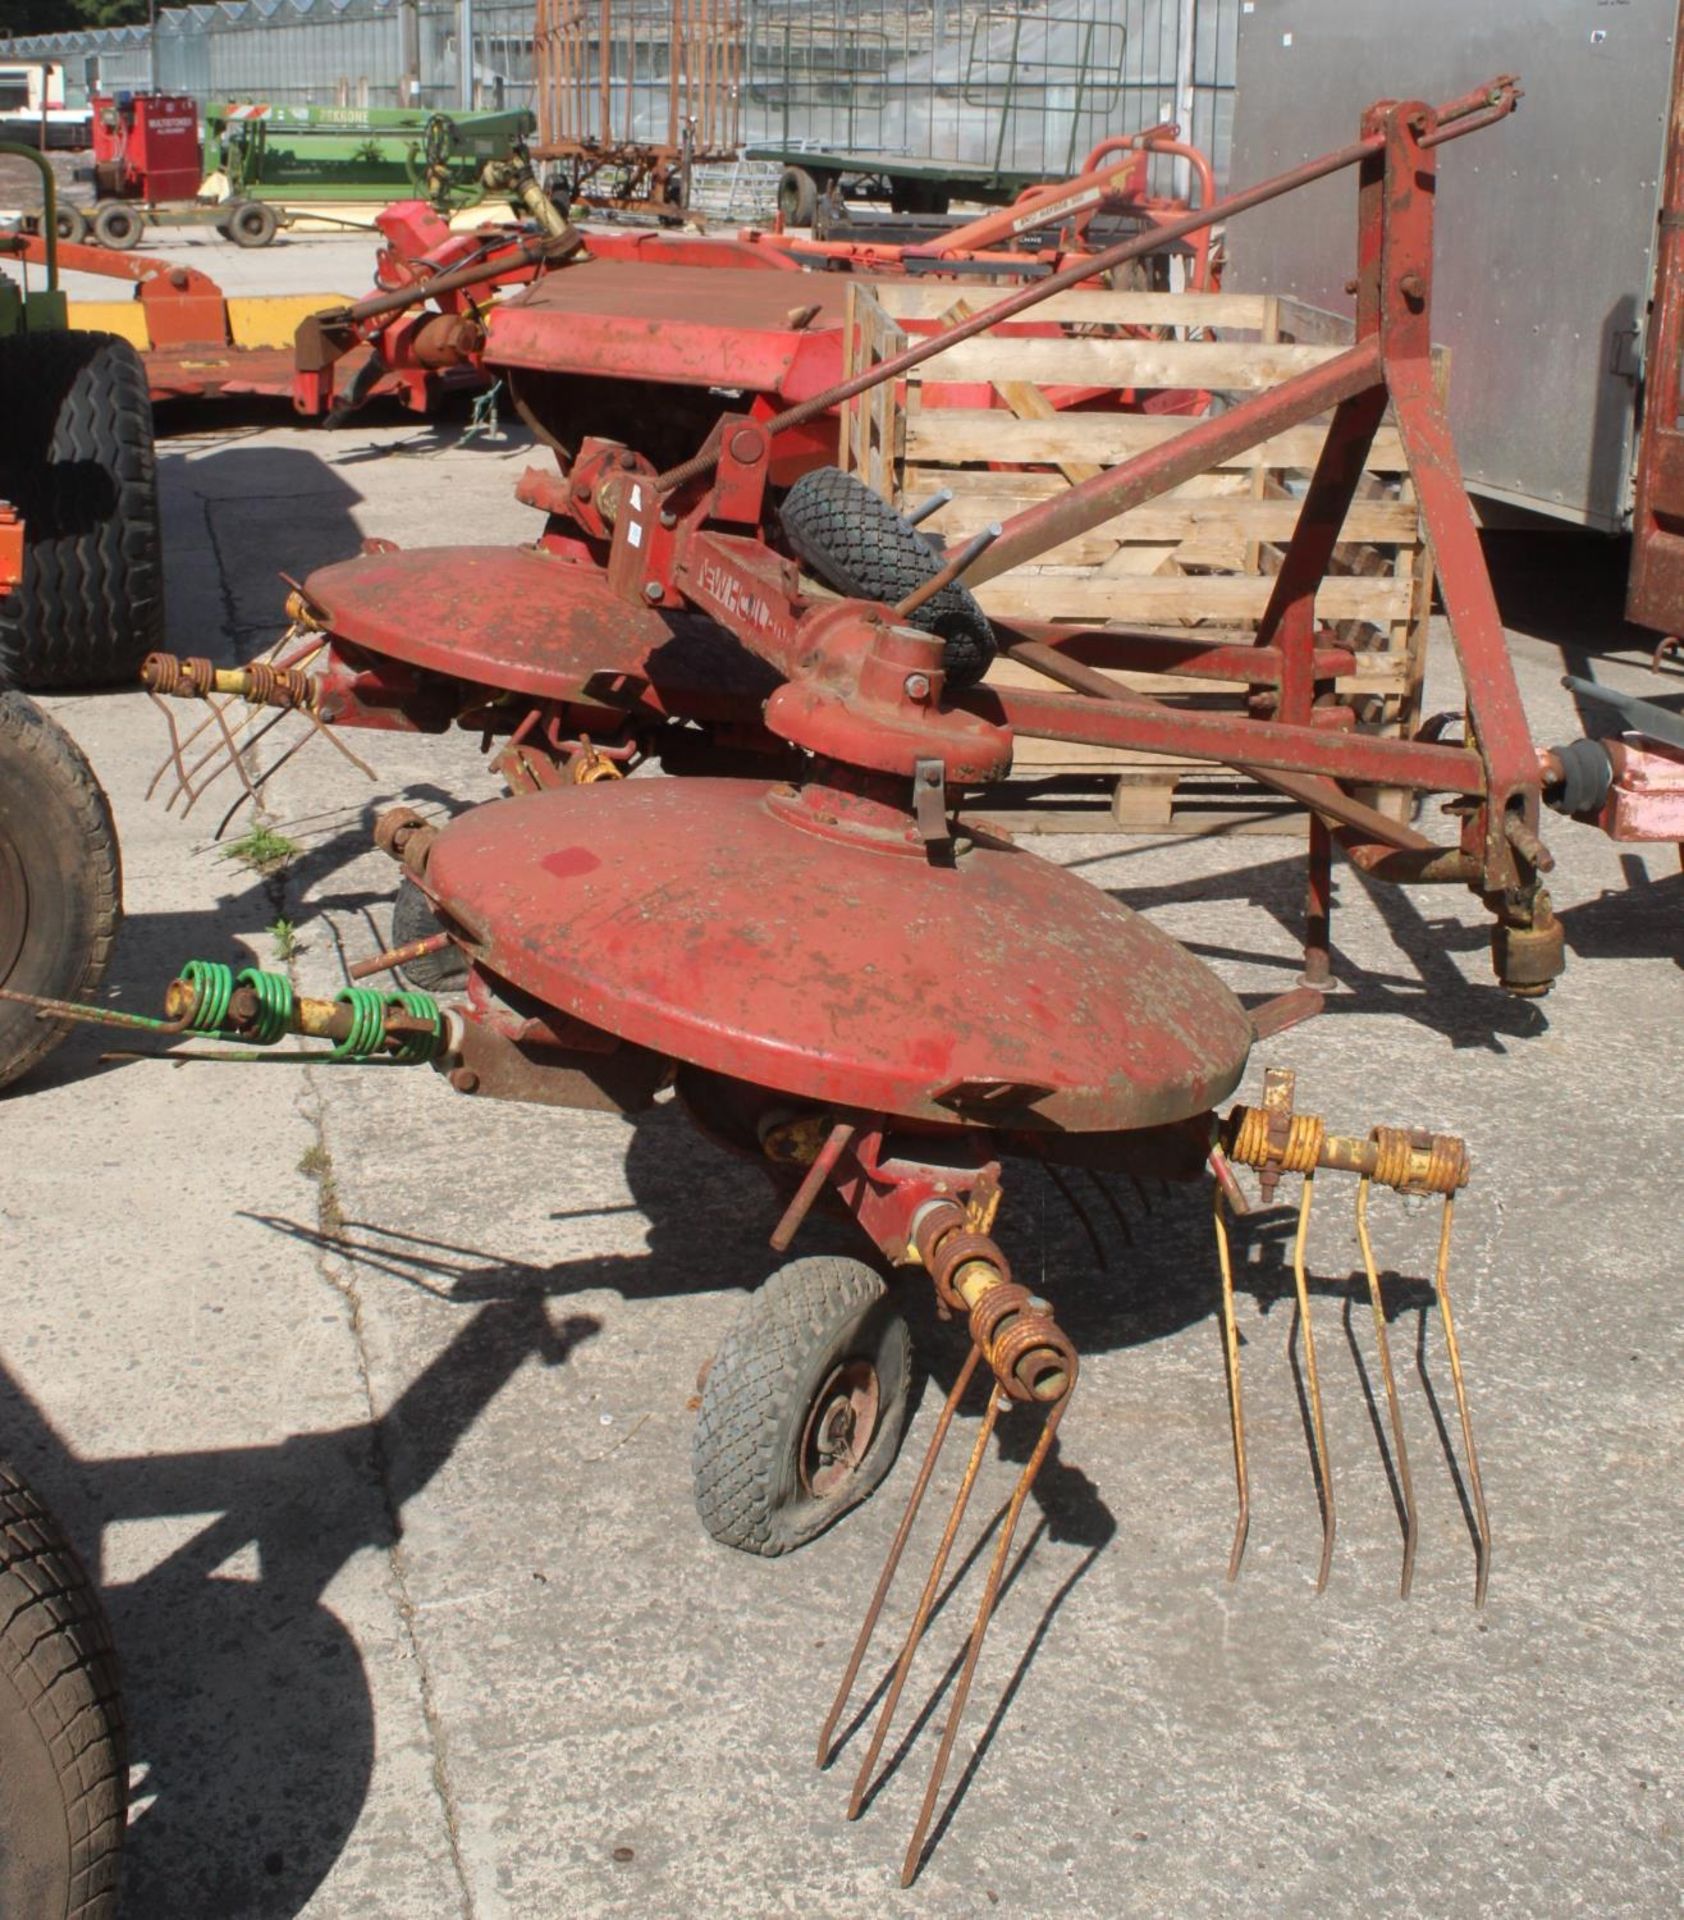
[
  {"xmin": 904, "ymin": 672, "xmax": 931, "ymax": 702},
  {"xmin": 644, "ymin": 581, "xmax": 664, "ymax": 603}
]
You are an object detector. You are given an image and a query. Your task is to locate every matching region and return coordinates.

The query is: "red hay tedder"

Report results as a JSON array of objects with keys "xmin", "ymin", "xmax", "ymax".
[{"xmin": 25, "ymin": 79, "xmax": 1556, "ymax": 1883}]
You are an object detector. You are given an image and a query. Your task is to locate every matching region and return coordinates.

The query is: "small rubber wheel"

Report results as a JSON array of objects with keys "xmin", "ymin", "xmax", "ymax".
[
  {"xmin": 0, "ymin": 330, "xmax": 164, "ymax": 690},
  {"xmin": 226, "ymin": 200, "xmax": 278, "ymax": 248},
  {"xmin": 777, "ymin": 165, "xmax": 819, "ymax": 227},
  {"xmin": 391, "ymin": 876, "xmax": 469, "ymax": 994},
  {"xmin": 0, "ymin": 695, "xmax": 122, "ymax": 1094},
  {"xmin": 54, "ymin": 206, "xmax": 89, "ymax": 245},
  {"xmin": 90, "ymin": 203, "xmax": 141, "ymax": 250},
  {"xmin": 693, "ymin": 1255, "xmax": 913, "ymax": 1557},
  {"xmin": 778, "ymin": 464, "xmax": 996, "ymax": 688},
  {"xmin": 0, "ymin": 1461, "xmax": 126, "ymax": 1919}
]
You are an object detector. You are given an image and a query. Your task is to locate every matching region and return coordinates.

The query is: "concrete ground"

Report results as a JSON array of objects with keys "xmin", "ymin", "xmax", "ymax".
[{"xmin": 1, "ymin": 226, "xmax": 1682, "ymax": 1919}]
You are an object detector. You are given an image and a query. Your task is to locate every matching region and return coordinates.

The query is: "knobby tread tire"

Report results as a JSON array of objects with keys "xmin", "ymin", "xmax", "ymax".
[
  {"xmin": 0, "ymin": 330, "xmax": 164, "ymax": 691},
  {"xmin": 693, "ymin": 1255, "xmax": 912, "ymax": 1558},
  {"xmin": 777, "ymin": 465, "xmax": 996, "ymax": 688},
  {"xmin": 0, "ymin": 694, "xmax": 122, "ymax": 1092},
  {"xmin": 0, "ymin": 1462, "xmax": 126, "ymax": 1920},
  {"xmin": 391, "ymin": 877, "xmax": 470, "ymax": 993}
]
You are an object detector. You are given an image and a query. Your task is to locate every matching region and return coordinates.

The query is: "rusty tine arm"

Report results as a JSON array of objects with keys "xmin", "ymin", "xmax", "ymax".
[
  {"xmin": 349, "ymin": 931, "xmax": 453, "ymax": 982},
  {"xmin": 769, "ymin": 1118, "xmax": 856, "ymax": 1253},
  {"xmin": 1291, "ymin": 1171, "xmax": 1336, "ymax": 1593},
  {"xmin": 901, "ymin": 1392, "xmax": 1070, "ymax": 1889},
  {"xmin": 1213, "ymin": 1181, "xmax": 1251, "ymax": 1581},
  {"xmin": 1355, "ymin": 1177, "xmax": 1418, "ymax": 1598},
  {"xmin": 847, "ymin": 1387, "xmax": 1003, "ymax": 1822},
  {"xmin": 1431, "ymin": 1196, "xmax": 1492, "ymax": 1607},
  {"xmin": 894, "ymin": 524, "xmax": 1000, "ymax": 622},
  {"xmin": 818, "ymin": 1343, "xmax": 984, "ymax": 1769}
]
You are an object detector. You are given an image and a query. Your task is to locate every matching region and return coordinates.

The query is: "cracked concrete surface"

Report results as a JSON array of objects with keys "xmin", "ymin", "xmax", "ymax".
[{"xmin": 0, "ymin": 229, "xmax": 1680, "ymax": 1918}]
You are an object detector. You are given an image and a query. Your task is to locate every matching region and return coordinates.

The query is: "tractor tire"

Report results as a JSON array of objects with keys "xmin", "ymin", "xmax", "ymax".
[
  {"xmin": 53, "ymin": 206, "xmax": 89, "ymax": 246},
  {"xmin": 226, "ymin": 200, "xmax": 278, "ymax": 249},
  {"xmin": 0, "ymin": 694, "xmax": 121, "ymax": 1094},
  {"xmin": 776, "ymin": 165, "xmax": 819, "ymax": 227},
  {"xmin": 90, "ymin": 203, "xmax": 141, "ymax": 250},
  {"xmin": 391, "ymin": 876, "xmax": 470, "ymax": 994},
  {"xmin": 778, "ymin": 465, "xmax": 996, "ymax": 689},
  {"xmin": 0, "ymin": 330, "xmax": 164, "ymax": 691},
  {"xmin": 693, "ymin": 1255, "xmax": 912, "ymax": 1557},
  {"xmin": 0, "ymin": 1461, "xmax": 127, "ymax": 1920}
]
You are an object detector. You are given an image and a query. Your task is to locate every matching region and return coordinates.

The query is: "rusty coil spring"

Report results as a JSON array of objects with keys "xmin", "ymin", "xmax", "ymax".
[
  {"xmin": 139, "ymin": 652, "xmax": 316, "ymax": 710},
  {"xmin": 1369, "ymin": 1125, "xmax": 1468, "ymax": 1196},
  {"xmin": 1229, "ymin": 1104, "xmax": 1326, "ymax": 1174},
  {"xmin": 141, "ymin": 652, "xmax": 219, "ymax": 698},
  {"xmin": 926, "ymin": 1226, "xmax": 1008, "ymax": 1315},
  {"xmin": 241, "ymin": 660, "xmax": 316, "ymax": 710},
  {"xmin": 969, "ymin": 1282, "xmax": 1078, "ymax": 1405}
]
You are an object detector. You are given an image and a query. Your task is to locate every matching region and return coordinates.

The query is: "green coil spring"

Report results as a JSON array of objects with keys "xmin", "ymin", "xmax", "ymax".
[
  {"xmin": 177, "ymin": 959, "xmax": 236, "ymax": 1033},
  {"xmin": 235, "ymin": 967, "xmax": 295, "ymax": 1046},
  {"xmin": 330, "ymin": 986, "xmax": 444, "ymax": 1065}
]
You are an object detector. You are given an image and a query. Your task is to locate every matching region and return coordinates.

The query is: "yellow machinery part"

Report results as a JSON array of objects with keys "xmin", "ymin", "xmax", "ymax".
[
  {"xmin": 64, "ymin": 292, "xmax": 354, "ymax": 354},
  {"xmin": 225, "ymin": 294, "xmax": 353, "ymax": 351}
]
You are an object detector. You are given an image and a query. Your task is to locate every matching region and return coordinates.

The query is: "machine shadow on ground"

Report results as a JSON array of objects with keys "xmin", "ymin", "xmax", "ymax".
[{"xmin": 0, "ymin": 1297, "xmax": 597, "ymax": 1919}]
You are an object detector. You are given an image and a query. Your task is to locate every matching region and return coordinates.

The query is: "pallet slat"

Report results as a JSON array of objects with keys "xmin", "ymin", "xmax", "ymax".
[{"xmin": 835, "ymin": 282, "xmax": 1435, "ymax": 832}]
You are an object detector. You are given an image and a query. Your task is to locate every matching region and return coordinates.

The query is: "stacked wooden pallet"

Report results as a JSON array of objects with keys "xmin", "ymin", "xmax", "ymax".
[{"xmin": 836, "ymin": 279, "xmax": 1435, "ymax": 831}]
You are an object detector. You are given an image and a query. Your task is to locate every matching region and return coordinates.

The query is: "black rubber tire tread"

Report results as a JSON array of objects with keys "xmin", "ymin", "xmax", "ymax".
[
  {"xmin": 693, "ymin": 1255, "xmax": 912, "ymax": 1558},
  {"xmin": 0, "ymin": 694, "xmax": 122, "ymax": 1093},
  {"xmin": 54, "ymin": 207, "xmax": 89, "ymax": 245},
  {"xmin": 391, "ymin": 876, "xmax": 469, "ymax": 993},
  {"xmin": 227, "ymin": 200, "xmax": 278, "ymax": 248},
  {"xmin": 777, "ymin": 465, "xmax": 996, "ymax": 688},
  {"xmin": 0, "ymin": 330, "xmax": 164, "ymax": 691},
  {"xmin": 90, "ymin": 204, "xmax": 140, "ymax": 250},
  {"xmin": 777, "ymin": 165, "xmax": 818, "ymax": 227},
  {"xmin": 0, "ymin": 1461, "xmax": 126, "ymax": 1920}
]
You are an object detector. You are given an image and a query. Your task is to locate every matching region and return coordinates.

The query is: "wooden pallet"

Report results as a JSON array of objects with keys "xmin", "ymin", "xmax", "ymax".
[{"xmin": 836, "ymin": 280, "xmax": 1438, "ymax": 832}]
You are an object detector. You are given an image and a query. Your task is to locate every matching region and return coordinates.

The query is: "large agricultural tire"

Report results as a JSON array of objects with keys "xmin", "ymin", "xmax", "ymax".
[
  {"xmin": 0, "ymin": 1461, "xmax": 127, "ymax": 1919},
  {"xmin": 778, "ymin": 465, "xmax": 996, "ymax": 689},
  {"xmin": 392, "ymin": 876, "xmax": 470, "ymax": 994},
  {"xmin": 0, "ymin": 330, "xmax": 164, "ymax": 691},
  {"xmin": 0, "ymin": 694, "xmax": 121, "ymax": 1094},
  {"xmin": 693, "ymin": 1255, "xmax": 913, "ymax": 1557},
  {"xmin": 226, "ymin": 199, "xmax": 278, "ymax": 248}
]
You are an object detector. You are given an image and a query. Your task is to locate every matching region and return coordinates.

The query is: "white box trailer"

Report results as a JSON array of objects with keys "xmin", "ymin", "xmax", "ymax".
[{"xmin": 1226, "ymin": 0, "xmax": 1684, "ymax": 633}]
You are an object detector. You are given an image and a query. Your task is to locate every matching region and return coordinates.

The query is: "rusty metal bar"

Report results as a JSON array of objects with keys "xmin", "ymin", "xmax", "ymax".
[
  {"xmin": 1007, "ymin": 639, "xmax": 1431, "ymax": 851},
  {"xmin": 653, "ymin": 78, "xmax": 1518, "ymax": 495},
  {"xmin": 986, "ymin": 682, "xmax": 1487, "ymax": 794}
]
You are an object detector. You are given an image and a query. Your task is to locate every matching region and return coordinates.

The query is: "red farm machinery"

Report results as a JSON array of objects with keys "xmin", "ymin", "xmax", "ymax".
[{"xmin": 14, "ymin": 80, "xmax": 1575, "ymax": 1885}]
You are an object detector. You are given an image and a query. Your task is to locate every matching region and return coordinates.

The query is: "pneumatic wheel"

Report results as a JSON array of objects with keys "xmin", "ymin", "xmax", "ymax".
[
  {"xmin": 777, "ymin": 165, "xmax": 819, "ymax": 227},
  {"xmin": 0, "ymin": 1461, "xmax": 126, "ymax": 1919},
  {"xmin": 226, "ymin": 199, "xmax": 278, "ymax": 248},
  {"xmin": 693, "ymin": 1255, "xmax": 913, "ymax": 1557},
  {"xmin": 90, "ymin": 203, "xmax": 141, "ymax": 249},
  {"xmin": 0, "ymin": 695, "xmax": 121, "ymax": 1094},
  {"xmin": 54, "ymin": 206, "xmax": 89, "ymax": 245},
  {"xmin": 778, "ymin": 465, "xmax": 997, "ymax": 688},
  {"xmin": 391, "ymin": 876, "xmax": 469, "ymax": 994},
  {"xmin": 0, "ymin": 330, "xmax": 164, "ymax": 689}
]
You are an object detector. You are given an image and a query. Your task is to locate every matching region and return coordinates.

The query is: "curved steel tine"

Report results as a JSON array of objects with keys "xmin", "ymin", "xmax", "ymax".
[
  {"xmin": 1355, "ymin": 1177, "xmax": 1417, "ymax": 1598},
  {"xmin": 847, "ymin": 1381, "xmax": 1002, "ymax": 1821},
  {"xmin": 1291, "ymin": 1171, "xmax": 1336, "ymax": 1592},
  {"xmin": 1430, "ymin": 1196, "xmax": 1491, "ymax": 1606},
  {"xmin": 818, "ymin": 1344, "xmax": 982, "ymax": 1768},
  {"xmin": 1213, "ymin": 1182, "xmax": 1250, "ymax": 1580},
  {"xmin": 900, "ymin": 1391, "xmax": 1069, "ymax": 1888}
]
